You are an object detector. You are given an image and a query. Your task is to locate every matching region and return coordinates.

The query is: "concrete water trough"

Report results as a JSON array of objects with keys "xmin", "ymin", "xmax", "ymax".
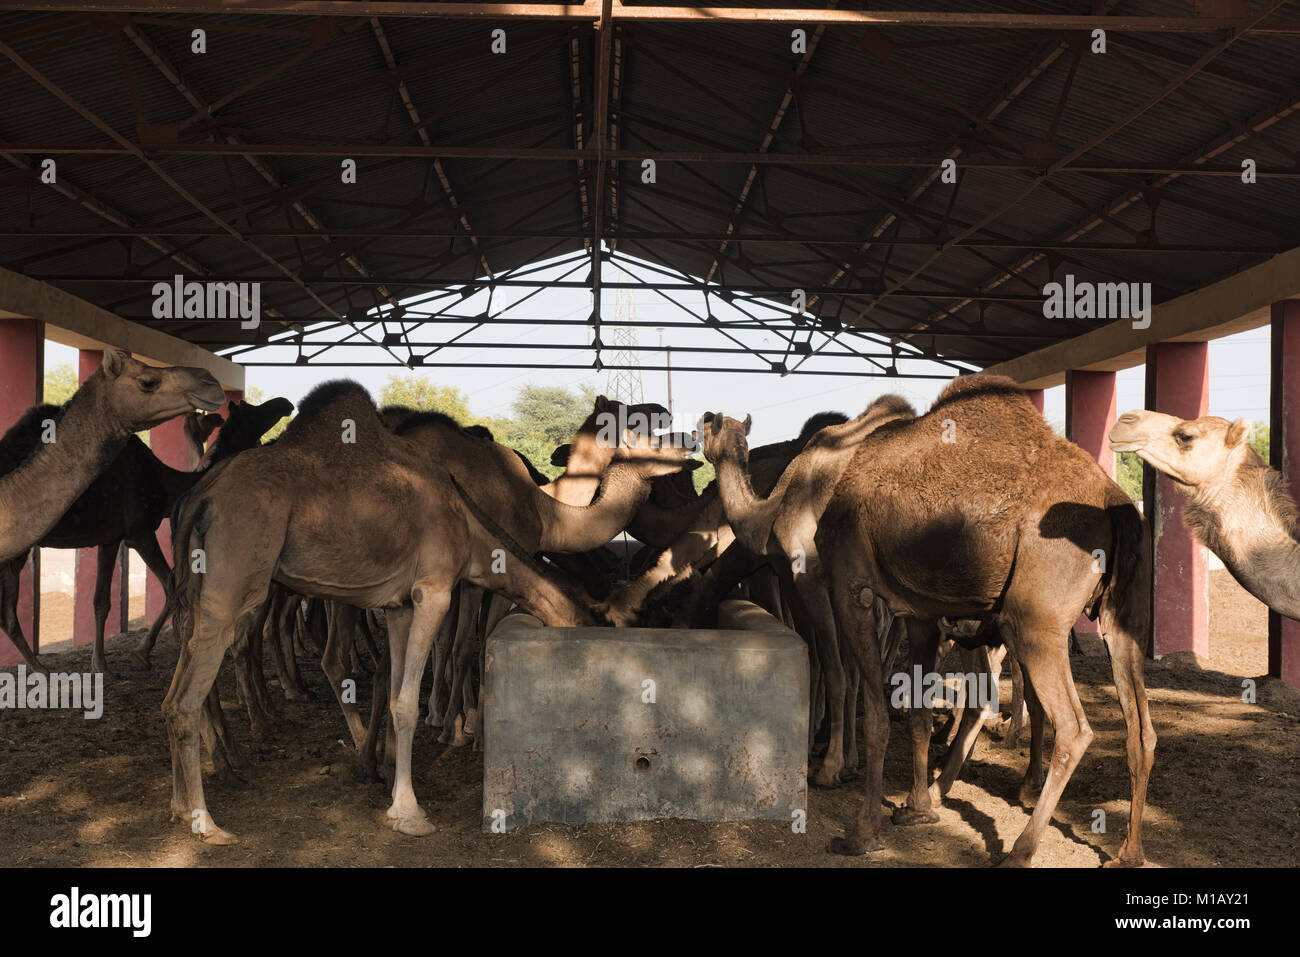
[{"xmin": 482, "ymin": 600, "xmax": 808, "ymax": 831}]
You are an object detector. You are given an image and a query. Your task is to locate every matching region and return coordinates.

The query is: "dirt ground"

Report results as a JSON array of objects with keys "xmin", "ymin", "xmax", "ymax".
[{"xmin": 1, "ymin": 569, "xmax": 1296, "ymax": 868}]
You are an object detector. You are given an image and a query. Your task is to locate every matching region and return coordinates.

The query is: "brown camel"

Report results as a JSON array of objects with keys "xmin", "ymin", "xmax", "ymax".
[
  {"xmin": 2, "ymin": 396, "xmax": 292, "ymax": 674},
  {"xmin": 1109, "ymin": 410, "xmax": 1300, "ymax": 620},
  {"xmin": 0, "ymin": 351, "xmax": 225, "ymax": 567},
  {"xmin": 800, "ymin": 374, "xmax": 1154, "ymax": 866},
  {"xmin": 163, "ymin": 381, "xmax": 691, "ymax": 843}
]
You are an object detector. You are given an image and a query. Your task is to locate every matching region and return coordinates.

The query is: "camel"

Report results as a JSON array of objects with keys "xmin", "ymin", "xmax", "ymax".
[
  {"xmin": 697, "ymin": 395, "xmax": 919, "ymax": 787},
  {"xmin": 163, "ymin": 380, "xmax": 692, "ymax": 843},
  {"xmin": 0, "ymin": 406, "xmax": 214, "ymax": 674},
  {"xmin": 0, "ymin": 396, "xmax": 292, "ymax": 674},
  {"xmin": 0, "ymin": 351, "xmax": 225, "ymax": 567},
  {"xmin": 1109, "ymin": 410, "xmax": 1300, "ymax": 619},
  {"xmin": 788, "ymin": 374, "xmax": 1154, "ymax": 866}
]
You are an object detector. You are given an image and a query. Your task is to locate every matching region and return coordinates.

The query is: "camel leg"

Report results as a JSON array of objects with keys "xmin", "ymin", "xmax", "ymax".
[
  {"xmin": 126, "ymin": 534, "xmax": 176, "ymax": 670},
  {"xmin": 840, "ymin": 641, "xmax": 862, "ymax": 780},
  {"xmin": 229, "ymin": 597, "xmax": 276, "ymax": 737},
  {"xmin": 1017, "ymin": 668, "xmax": 1046, "ymax": 806},
  {"xmin": 322, "ymin": 603, "xmax": 367, "ymax": 749},
  {"xmin": 440, "ymin": 585, "xmax": 480, "ymax": 744},
  {"xmin": 426, "ymin": 584, "xmax": 461, "ymax": 726},
  {"xmin": 932, "ymin": 645, "xmax": 1001, "ymax": 800},
  {"xmin": 386, "ymin": 582, "xmax": 452, "ymax": 836},
  {"xmin": 997, "ymin": 611, "xmax": 1094, "ymax": 868},
  {"xmin": 995, "ymin": 646, "xmax": 1028, "ymax": 749},
  {"xmin": 791, "ymin": 576, "xmax": 846, "ymax": 788},
  {"xmin": 827, "ymin": 585, "xmax": 889, "ymax": 855},
  {"xmin": 1100, "ymin": 614, "xmax": 1156, "ymax": 867},
  {"xmin": 356, "ymin": 636, "xmax": 390, "ymax": 782},
  {"xmin": 276, "ymin": 593, "xmax": 311, "ymax": 701},
  {"xmin": 893, "ymin": 618, "xmax": 943, "ymax": 825},
  {"xmin": 89, "ymin": 542, "xmax": 120, "ymax": 675},
  {"xmin": 0, "ymin": 554, "xmax": 47, "ymax": 674},
  {"xmin": 165, "ymin": 597, "xmax": 267, "ymax": 846}
]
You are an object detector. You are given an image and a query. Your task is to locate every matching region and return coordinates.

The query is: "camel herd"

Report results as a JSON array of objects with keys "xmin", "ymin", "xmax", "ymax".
[{"xmin": 0, "ymin": 349, "xmax": 1290, "ymax": 866}]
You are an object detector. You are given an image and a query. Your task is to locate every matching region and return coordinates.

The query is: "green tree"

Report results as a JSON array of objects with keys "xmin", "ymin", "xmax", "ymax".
[
  {"xmin": 1249, "ymin": 422, "xmax": 1270, "ymax": 464},
  {"xmin": 44, "ymin": 364, "xmax": 77, "ymax": 405},
  {"xmin": 691, "ymin": 458, "xmax": 716, "ymax": 495},
  {"xmin": 499, "ymin": 384, "xmax": 597, "ymax": 477},
  {"xmin": 1116, "ymin": 451, "xmax": 1143, "ymax": 503},
  {"xmin": 377, "ymin": 376, "xmax": 475, "ymax": 422}
]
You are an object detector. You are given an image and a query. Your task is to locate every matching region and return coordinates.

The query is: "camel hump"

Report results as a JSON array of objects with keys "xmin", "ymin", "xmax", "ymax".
[
  {"xmin": 294, "ymin": 379, "xmax": 375, "ymax": 422},
  {"xmin": 931, "ymin": 373, "xmax": 1027, "ymax": 409},
  {"xmin": 862, "ymin": 393, "xmax": 916, "ymax": 420}
]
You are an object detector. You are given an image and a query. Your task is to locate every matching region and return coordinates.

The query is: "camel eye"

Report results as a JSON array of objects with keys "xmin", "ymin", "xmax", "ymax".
[
  {"xmin": 1173, "ymin": 430, "xmax": 1193, "ymax": 449},
  {"xmin": 139, "ymin": 377, "xmax": 160, "ymax": 393}
]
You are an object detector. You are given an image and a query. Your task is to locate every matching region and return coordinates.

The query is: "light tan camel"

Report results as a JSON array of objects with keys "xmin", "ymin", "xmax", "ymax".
[
  {"xmin": 697, "ymin": 395, "xmax": 919, "ymax": 787},
  {"xmin": 807, "ymin": 375, "xmax": 1153, "ymax": 866},
  {"xmin": 0, "ymin": 351, "xmax": 224, "ymax": 566},
  {"xmin": 1110, "ymin": 410, "xmax": 1300, "ymax": 620},
  {"xmin": 163, "ymin": 381, "xmax": 691, "ymax": 843}
]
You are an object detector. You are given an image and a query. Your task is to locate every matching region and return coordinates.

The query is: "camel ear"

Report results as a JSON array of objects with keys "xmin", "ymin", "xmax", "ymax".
[
  {"xmin": 742, "ymin": 414, "xmax": 752, "ymax": 435},
  {"xmin": 595, "ymin": 395, "xmax": 613, "ymax": 414},
  {"xmin": 103, "ymin": 350, "xmax": 130, "ymax": 378},
  {"xmin": 1226, "ymin": 418, "xmax": 1252, "ymax": 448}
]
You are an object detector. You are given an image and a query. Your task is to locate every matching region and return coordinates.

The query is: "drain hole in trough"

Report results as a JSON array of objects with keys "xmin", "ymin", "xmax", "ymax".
[{"xmin": 634, "ymin": 756, "xmax": 651, "ymax": 772}]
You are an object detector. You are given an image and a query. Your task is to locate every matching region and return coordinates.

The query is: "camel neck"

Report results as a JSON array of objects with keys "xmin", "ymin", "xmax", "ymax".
[
  {"xmin": 713, "ymin": 444, "xmax": 777, "ymax": 555},
  {"xmin": 0, "ymin": 379, "xmax": 127, "ymax": 563},
  {"xmin": 1187, "ymin": 464, "xmax": 1300, "ymax": 619},
  {"xmin": 546, "ymin": 435, "xmax": 610, "ymax": 506},
  {"xmin": 537, "ymin": 464, "xmax": 653, "ymax": 552}
]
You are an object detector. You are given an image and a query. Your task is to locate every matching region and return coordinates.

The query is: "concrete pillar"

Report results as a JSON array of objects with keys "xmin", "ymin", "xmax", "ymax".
[
  {"xmin": 1144, "ymin": 341, "xmax": 1210, "ymax": 662},
  {"xmin": 1065, "ymin": 370, "xmax": 1118, "ymax": 635},
  {"xmin": 0, "ymin": 318, "xmax": 43, "ymax": 665},
  {"xmin": 1269, "ymin": 300, "xmax": 1300, "ymax": 688},
  {"xmin": 1024, "ymin": 388, "xmax": 1045, "ymax": 416},
  {"xmin": 144, "ymin": 415, "xmax": 191, "ymax": 624},
  {"xmin": 1065, "ymin": 370, "xmax": 1117, "ymax": 480},
  {"xmin": 72, "ymin": 350, "xmax": 126, "ymax": 646}
]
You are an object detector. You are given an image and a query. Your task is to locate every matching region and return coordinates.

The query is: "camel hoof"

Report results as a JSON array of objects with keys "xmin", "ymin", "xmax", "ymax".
[
  {"xmin": 827, "ymin": 834, "xmax": 884, "ymax": 856},
  {"xmin": 353, "ymin": 763, "xmax": 381, "ymax": 784},
  {"xmin": 840, "ymin": 766, "xmax": 861, "ymax": 783},
  {"xmin": 809, "ymin": 766, "xmax": 842, "ymax": 789},
  {"xmin": 1101, "ymin": 855, "xmax": 1146, "ymax": 869},
  {"xmin": 390, "ymin": 812, "xmax": 437, "ymax": 836},
  {"xmin": 996, "ymin": 854, "xmax": 1031, "ymax": 868},
  {"xmin": 892, "ymin": 805, "xmax": 940, "ymax": 826},
  {"xmin": 130, "ymin": 651, "xmax": 152, "ymax": 671},
  {"xmin": 92, "ymin": 659, "xmax": 112, "ymax": 678},
  {"xmin": 199, "ymin": 825, "xmax": 239, "ymax": 846}
]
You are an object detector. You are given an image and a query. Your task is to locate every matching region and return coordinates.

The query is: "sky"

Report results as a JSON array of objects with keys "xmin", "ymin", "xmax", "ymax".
[{"xmin": 43, "ymin": 251, "xmax": 1273, "ymax": 446}]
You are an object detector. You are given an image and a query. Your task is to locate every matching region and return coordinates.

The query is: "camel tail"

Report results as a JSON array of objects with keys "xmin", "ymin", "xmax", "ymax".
[
  {"xmin": 1100, "ymin": 501, "xmax": 1151, "ymax": 655},
  {"xmin": 169, "ymin": 498, "xmax": 215, "ymax": 651}
]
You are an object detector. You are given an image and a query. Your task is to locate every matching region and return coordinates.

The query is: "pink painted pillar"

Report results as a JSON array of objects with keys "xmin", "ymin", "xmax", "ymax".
[
  {"xmin": 1144, "ymin": 341, "xmax": 1210, "ymax": 662},
  {"xmin": 1066, "ymin": 370, "xmax": 1118, "ymax": 634},
  {"xmin": 1269, "ymin": 300, "xmax": 1300, "ymax": 688},
  {"xmin": 1024, "ymin": 388, "xmax": 1045, "ymax": 416},
  {"xmin": 72, "ymin": 350, "xmax": 125, "ymax": 645},
  {"xmin": 145, "ymin": 415, "xmax": 192, "ymax": 625},
  {"xmin": 0, "ymin": 318, "xmax": 43, "ymax": 665}
]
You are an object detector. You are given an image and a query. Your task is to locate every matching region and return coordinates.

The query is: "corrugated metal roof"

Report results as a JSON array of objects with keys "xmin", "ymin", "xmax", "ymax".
[{"xmin": 0, "ymin": 2, "xmax": 1296, "ymax": 370}]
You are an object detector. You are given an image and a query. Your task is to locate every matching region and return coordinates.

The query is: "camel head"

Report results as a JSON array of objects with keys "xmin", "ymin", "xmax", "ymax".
[
  {"xmin": 185, "ymin": 411, "xmax": 225, "ymax": 448},
  {"xmin": 96, "ymin": 351, "xmax": 226, "ymax": 433},
  {"xmin": 208, "ymin": 396, "xmax": 295, "ymax": 458},
  {"xmin": 696, "ymin": 411, "xmax": 751, "ymax": 466},
  {"xmin": 1109, "ymin": 410, "xmax": 1255, "ymax": 490}
]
